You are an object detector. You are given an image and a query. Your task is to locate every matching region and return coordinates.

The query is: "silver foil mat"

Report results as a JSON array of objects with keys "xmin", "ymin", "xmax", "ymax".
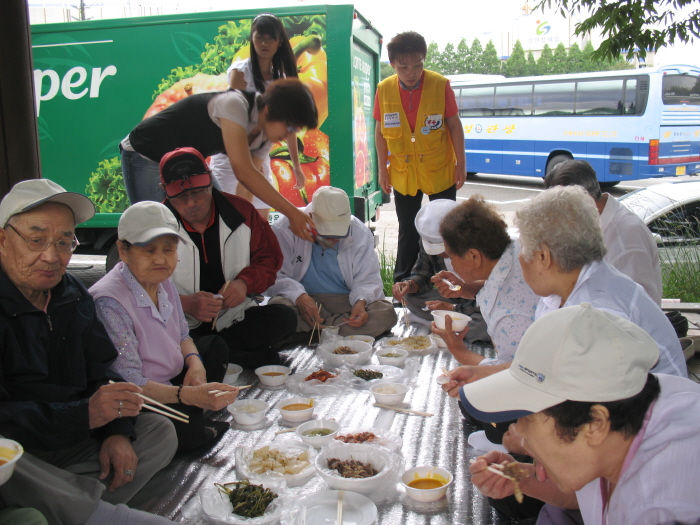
[{"xmin": 129, "ymin": 310, "xmax": 522, "ymax": 524}]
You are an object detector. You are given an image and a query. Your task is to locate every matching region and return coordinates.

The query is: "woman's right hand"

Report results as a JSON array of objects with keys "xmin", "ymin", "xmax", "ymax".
[
  {"xmin": 181, "ymin": 383, "xmax": 239, "ymax": 411},
  {"xmin": 470, "ymin": 451, "xmax": 520, "ymax": 500}
]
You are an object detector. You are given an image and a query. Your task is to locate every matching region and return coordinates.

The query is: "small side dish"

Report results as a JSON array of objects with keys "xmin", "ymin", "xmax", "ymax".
[
  {"xmin": 304, "ymin": 370, "xmax": 337, "ymax": 382},
  {"xmin": 332, "ymin": 346, "xmax": 358, "ymax": 355},
  {"xmin": 352, "ymin": 369, "xmax": 383, "ymax": 381},
  {"xmin": 249, "ymin": 446, "xmax": 310, "ymax": 475},
  {"xmin": 334, "ymin": 431, "xmax": 377, "ymax": 444},
  {"xmin": 327, "ymin": 458, "xmax": 378, "ymax": 478},
  {"xmin": 215, "ymin": 480, "xmax": 277, "ymax": 518}
]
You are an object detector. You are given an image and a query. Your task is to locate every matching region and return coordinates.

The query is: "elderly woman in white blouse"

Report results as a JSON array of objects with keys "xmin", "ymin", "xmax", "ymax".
[{"xmin": 90, "ymin": 202, "xmax": 239, "ymax": 451}]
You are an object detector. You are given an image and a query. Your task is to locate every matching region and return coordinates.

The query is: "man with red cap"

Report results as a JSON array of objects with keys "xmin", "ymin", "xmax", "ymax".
[{"xmin": 159, "ymin": 147, "xmax": 296, "ymax": 368}]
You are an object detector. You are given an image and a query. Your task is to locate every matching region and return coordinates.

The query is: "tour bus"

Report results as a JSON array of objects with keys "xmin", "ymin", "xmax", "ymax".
[{"xmin": 451, "ymin": 64, "xmax": 700, "ymax": 186}]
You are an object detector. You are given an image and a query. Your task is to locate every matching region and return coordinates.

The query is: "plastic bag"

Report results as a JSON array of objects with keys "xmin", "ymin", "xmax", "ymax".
[
  {"xmin": 235, "ymin": 441, "xmax": 317, "ymax": 488},
  {"xmin": 199, "ymin": 479, "xmax": 290, "ymax": 525}
]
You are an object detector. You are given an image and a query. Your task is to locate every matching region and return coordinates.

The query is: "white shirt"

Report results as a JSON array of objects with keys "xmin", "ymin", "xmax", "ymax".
[
  {"xmin": 600, "ymin": 194, "xmax": 662, "ymax": 304},
  {"xmin": 209, "ymin": 59, "xmax": 274, "ymax": 207},
  {"xmin": 265, "ymin": 211, "xmax": 385, "ymax": 307},
  {"xmin": 537, "ymin": 261, "xmax": 686, "ymax": 377},
  {"xmin": 476, "ymin": 240, "xmax": 539, "ymax": 365},
  {"xmin": 576, "ymin": 374, "xmax": 700, "ymax": 525}
]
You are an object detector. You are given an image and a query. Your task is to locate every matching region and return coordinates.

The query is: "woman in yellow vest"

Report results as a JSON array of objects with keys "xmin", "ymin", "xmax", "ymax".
[{"xmin": 374, "ymin": 31, "xmax": 466, "ymax": 282}]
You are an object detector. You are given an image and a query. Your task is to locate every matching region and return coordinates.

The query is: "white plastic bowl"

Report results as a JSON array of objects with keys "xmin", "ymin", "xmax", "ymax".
[
  {"xmin": 317, "ymin": 339, "xmax": 373, "ymax": 368},
  {"xmin": 255, "ymin": 365, "xmax": 291, "ymax": 387},
  {"xmin": 0, "ymin": 439, "xmax": 23, "ymax": 487},
  {"xmin": 296, "ymin": 419, "xmax": 340, "ymax": 448},
  {"xmin": 227, "ymin": 398, "xmax": 269, "ymax": 425},
  {"xmin": 431, "ymin": 310, "xmax": 471, "ymax": 331},
  {"xmin": 370, "ymin": 382, "xmax": 408, "ymax": 406},
  {"xmin": 276, "ymin": 397, "xmax": 315, "ymax": 422},
  {"xmin": 375, "ymin": 348, "xmax": 409, "ymax": 367},
  {"xmin": 223, "ymin": 363, "xmax": 243, "ymax": 385},
  {"xmin": 401, "ymin": 465, "xmax": 453, "ymax": 502},
  {"xmin": 315, "ymin": 443, "xmax": 394, "ymax": 494},
  {"xmin": 344, "ymin": 334, "xmax": 375, "ymax": 345}
]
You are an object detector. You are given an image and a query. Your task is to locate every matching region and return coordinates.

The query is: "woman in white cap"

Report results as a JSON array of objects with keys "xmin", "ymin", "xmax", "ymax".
[
  {"xmin": 455, "ymin": 304, "xmax": 700, "ymax": 525},
  {"xmin": 90, "ymin": 202, "xmax": 239, "ymax": 451}
]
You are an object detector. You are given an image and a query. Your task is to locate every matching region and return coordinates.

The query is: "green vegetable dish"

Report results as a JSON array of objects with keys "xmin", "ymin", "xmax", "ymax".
[
  {"xmin": 215, "ymin": 480, "xmax": 277, "ymax": 518},
  {"xmin": 353, "ymin": 369, "xmax": 383, "ymax": 381}
]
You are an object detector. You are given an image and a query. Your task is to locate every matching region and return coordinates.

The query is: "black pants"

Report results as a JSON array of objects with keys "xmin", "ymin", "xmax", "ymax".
[
  {"xmin": 192, "ymin": 304, "xmax": 297, "ymax": 369},
  {"xmin": 167, "ymin": 335, "xmax": 229, "ymax": 452},
  {"xmin": 393, "ymin": 185, "xmax": 457, "ymax": 282}
]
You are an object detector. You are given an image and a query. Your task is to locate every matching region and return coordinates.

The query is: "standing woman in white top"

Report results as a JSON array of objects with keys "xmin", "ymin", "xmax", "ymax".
[{"xmin": 210, "ymin": 13, "xmax": 305, "ymax": 219}]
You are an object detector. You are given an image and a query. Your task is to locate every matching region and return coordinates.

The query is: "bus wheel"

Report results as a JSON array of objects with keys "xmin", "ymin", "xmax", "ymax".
[
  {"xmin": 600, "ymin": 181, "xmax": 620, "ymax": 188},
  {"xmin": 106, "ymin": 242, "xmax": 120, "ymax": 273},
  {"xmin": 545, "ymin": 155, "xmax": 572, "ymax": 176},
  {"xmin": 467, "ymin": 172, "xmax": 477, "ymax": 179}
]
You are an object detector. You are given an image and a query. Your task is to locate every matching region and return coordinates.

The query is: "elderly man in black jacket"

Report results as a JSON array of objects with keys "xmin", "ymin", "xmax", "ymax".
[{"xmin": 0, "ymin": 179, "xmax": 176, "ymax": 525}]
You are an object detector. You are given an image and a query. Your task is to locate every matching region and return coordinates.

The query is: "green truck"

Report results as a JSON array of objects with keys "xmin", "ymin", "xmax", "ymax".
[{"xmin": 30, "ymin": 4, "xmax": 383, "ymax": 267}]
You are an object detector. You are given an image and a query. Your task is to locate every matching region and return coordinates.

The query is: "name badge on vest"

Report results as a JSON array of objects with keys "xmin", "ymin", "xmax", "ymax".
[
  {"xmin": 384, "ymin": 112, "xmax": 401, "ymax": 128},
  {"xmin": 425, "ymin": 114, "xmax": 443, "ymax": 130}
]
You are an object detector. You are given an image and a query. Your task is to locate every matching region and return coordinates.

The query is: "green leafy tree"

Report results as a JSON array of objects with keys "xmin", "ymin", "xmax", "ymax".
[
  {"xmin": 380, "ymin": 62, "xmax": 394, "ymax": 80},
  {"xmin": 482, "ymin": 41, "xmax": 502, "ymax": 74},
  {"xmin": 456, "ymin": 38, "xmax": 471, "ymax": 74},
  {"xmin": 581, "ymin": 40, "xmax": 599, "ymax": 71},
  {"xmin": 536, "ymin": 0, "xmax": 700, "ymax": 61},
  {"xmin": 469, "ymin": 38, "xmax": 485, "ymax": 73},
  {"xmin": 503, "ymin": 40, "xmax": 528, "ymax": 77},
  {"xmin": 441, "ymin": 42, "xmax": 459, "ymax": 75},
  {"xmin": 552, "ymin": 42, "xmax": 569, "ymax": 74},
  {"xmin": 425, "ymin": 41, "xmax": 441, "ymax": 72},
  {"xmin": 537, "ymin": 44, "xmax": 555, "ymax": 75},
  {"xmin": 526, "ymin": 51, "xmax": 539, "ymax": 75},
  {"xmin": 567, "ymin": 42, "xmax": 584, "ymax": 72}
]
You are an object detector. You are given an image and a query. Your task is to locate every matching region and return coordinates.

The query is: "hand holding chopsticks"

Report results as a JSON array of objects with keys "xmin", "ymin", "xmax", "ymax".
[
  {"xmin": 208, "ymin": 385, "xmax": 252, "ymax": 396},
  {"xmin": 109, "ymin": 380, "xmax": 189, "ymax": 424}
]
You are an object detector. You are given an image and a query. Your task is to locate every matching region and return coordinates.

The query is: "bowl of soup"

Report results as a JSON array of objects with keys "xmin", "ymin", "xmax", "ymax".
[
  {"xmin": 431, "ymin": 310, "xmax": 471, "ymax": 331},
  {"xmin": 0, "ymin": 439, "xmax": 23, "ymax": 487},
  {"xmin": 401, "ymin": 465, "xmax": 453, "ymax": 502},
  {"xmin": 227, "ymin": 398, "xmax": 269, "ymax": 426},
  {"xmin": 275, "ymin": 397, "xmax": 315, "ymax": 422},
  {"xmin": 255, "ymin": 365, "xmax": 291, "ymax": 387},
  {"xmin": 375, "ymin": 348, "xmax": 409, "ymax": 367},
  {"xmin": 295, "ymin": 419, "xmax": 340, "ymax": 448}
]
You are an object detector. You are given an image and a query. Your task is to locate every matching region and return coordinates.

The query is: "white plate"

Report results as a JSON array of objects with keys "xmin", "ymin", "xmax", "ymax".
[{"xmin": 299, "ymin": 490, "xmax": 377, "ymax": 525}]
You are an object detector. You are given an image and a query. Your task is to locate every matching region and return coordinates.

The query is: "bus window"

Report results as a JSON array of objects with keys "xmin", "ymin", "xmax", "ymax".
[
  {"xmin": 623, "ymin": 79, "xmax": 637, "ymax": 114},
  {"xmin": 662, "ymin": 74, "xmax": 700, "ymax": 105},
  {"xmin": 533, "ymin": 82, "xmax": 574, "ymax": 116},
  {"xmin": 494, "ymin": 84, "xmax": 532, "ymax": 116},
  {"xmin": 460, "ymin": 86, "xmax": 495, "ymax": 117},
  {"xmin": 575, "ymin": 79, "xmax": 625, "ymax": 115}
]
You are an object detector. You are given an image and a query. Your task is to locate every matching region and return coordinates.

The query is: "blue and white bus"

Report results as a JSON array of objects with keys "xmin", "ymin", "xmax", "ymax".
[{"xmin": 451, "ymin": 64, "xmax": 700, "ymax": 186}]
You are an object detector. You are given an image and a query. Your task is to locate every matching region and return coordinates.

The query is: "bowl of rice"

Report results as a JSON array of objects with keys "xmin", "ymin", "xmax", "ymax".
[
  {"xmin": 369, "ymin": 382, "xmax": 408, "ymax": 405},
  {"xmin": 227, "ymin": 399, "xmax": 269, "ymax": 425}
]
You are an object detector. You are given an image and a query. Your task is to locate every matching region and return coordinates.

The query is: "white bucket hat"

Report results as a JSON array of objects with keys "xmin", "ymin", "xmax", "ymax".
[
  {"xmin": 415, "ymin": 199, "xmax": 459, "ymax": 255},
  {"xmin": 459, "ymin": 303, "xmax": 660, "ymax": 422},
  {"xmin": 0, "ymin": 179, "xmax": 95, "ymax": 227}
]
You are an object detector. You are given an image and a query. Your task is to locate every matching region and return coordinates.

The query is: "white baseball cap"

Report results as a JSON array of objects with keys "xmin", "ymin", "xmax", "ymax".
[
  {"xmin": 459, "ymin": 303, "xmax": 660, "ymax": 422},
  {"xmin": 0, "ymin": 179, "xmax": 95, "ymax": 227},
  {"xmin": 118, "ymin": 201, "xmax": 183, "ymax": 246},
  {"xmin": 310, "ymin": 186, "xmax": 351, "ymax": 237},
  {"xmin": 415, "ymin": 199, "xmax": 459, "ymax": 255}
]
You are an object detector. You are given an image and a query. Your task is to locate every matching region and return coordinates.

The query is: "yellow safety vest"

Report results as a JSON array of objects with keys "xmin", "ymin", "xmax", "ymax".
[{"xmin": 377, "ymin": 70, "xmax": 456, "ymax": 196}]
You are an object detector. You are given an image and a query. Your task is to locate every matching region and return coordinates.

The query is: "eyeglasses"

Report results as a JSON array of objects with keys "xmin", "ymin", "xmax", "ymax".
[
  {"xmin": 6, "ymin": 223, "xmax": 79, "ymax": 254},
  {"xmin": 168, "ymin": 187, "xmax": 211, "ymax": 202}
]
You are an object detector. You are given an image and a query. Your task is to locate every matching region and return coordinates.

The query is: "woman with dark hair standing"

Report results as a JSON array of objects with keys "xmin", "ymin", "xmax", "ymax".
[{"xmin": 210, "ymin": 13, "xmax": 305, "ymax": 218}]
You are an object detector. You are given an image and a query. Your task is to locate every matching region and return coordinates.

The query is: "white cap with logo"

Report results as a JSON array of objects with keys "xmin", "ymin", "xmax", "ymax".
[
  {"xmin": 415, "ymin": 199, "xmax": 459, "ymax": 255},
  {"xmin": 118, "ymin": 201, "xmax": 184, "ymax": 246},
  {"xmin": 459, "ymin": 303, "xmax": 660, "ymax": 422},
  {"xmin": 0, "ymin": 179, "xmax": 95, "ymax": 227},
  {"xmin": 310, "ymin": 186, "xmax": 351, "ymax": 237}
]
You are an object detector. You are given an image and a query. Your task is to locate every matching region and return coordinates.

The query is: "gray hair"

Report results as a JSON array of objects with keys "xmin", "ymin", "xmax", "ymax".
[
  {"xmin": 544, "ymin": 160, "xmax": 602, "ymax": 201},
  {"xmin": 515, "ymin": 185, "xmax": 606, "ymax": 271}
]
